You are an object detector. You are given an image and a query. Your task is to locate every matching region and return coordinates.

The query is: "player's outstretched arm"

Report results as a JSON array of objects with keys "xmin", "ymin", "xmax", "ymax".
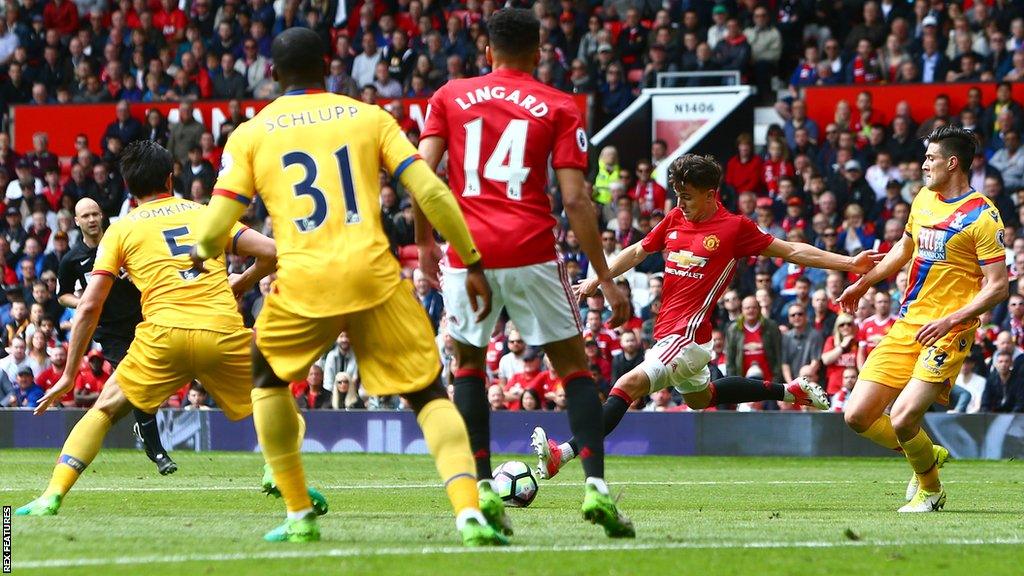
[
  {"xmin": 228, "ymin": 228, "xmax": 277, "ymax": 298},
  {"xmin": 916, "ymin": 261, "xmax": 1008, "ymax": 347},
  {"xmin": 192, "ymin": 195, "xmax": 248, "ymax": 263},
  {"xmin": 558, "ymin": 167, "xmax": 631, "ymax": 327},
  {"xmin": 35, "ymin": 275, "xmax": 114, "ymax": 415},
  {"xmin": 762, "ymin": 237, "xmax": 884, "ymax": 274},
  {"xmin": 836, "ymin": 235, "xmax": 915, "ymax": 314}
]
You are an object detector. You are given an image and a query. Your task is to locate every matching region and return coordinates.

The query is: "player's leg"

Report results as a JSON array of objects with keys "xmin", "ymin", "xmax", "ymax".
[
  {"xmin": 682, "ymin": 375, "xmax": 828, "ymax": 410},
  {"xmin": 195, "ymin": 327, "xmax": 327, "ymax": 519},
  {"xmin": 348, "ymin": 283, "xmax": 506, "ymax": 546},
  {"xmin": 249, "ymin": 342, "xmax": 321, "ymax": 542},
  {"xmin": 506, "ymin": 261, "xmax": 632, "ymax": 537},
  {"xmin": 842, "ymin": 380, "xmax": 903, "ymax": 449},
  {"xmin": 891, "ymin": 378, "xmax": 949, "ymax": 512},
  {"xmin": 102, "ymin": 332, "xmax": 178, "ymax": 477},
  {"xmin": 16, "ymin": 375, "xmax": 132, "ymax": 515},
  {"xmin": 440, "ymin": 264, "xmax": 504, "ymax": 482}
]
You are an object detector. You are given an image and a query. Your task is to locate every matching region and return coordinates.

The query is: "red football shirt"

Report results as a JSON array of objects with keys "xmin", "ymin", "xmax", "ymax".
[
  {"xmin": 422, "ymin": 68, "xmax": 588, "ymax": 269},
  {"xmin": 741, "ymin": 324, "xmax": 773, "ymax": 382},
  {"xmin": 641, "ymin": 204, "xmax": 773, "ymax": 343},
  {"xmin": 36, "ymin": 365, "xmax": 73, "ymax": 406},
  {"xmin": 858, "ymin": 314, "xmax": 896, "ymax": 357}
]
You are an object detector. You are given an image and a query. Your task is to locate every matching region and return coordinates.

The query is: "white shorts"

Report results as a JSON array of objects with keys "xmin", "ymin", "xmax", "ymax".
[
  {"xmin": 641, "ymin": 335, "xmax": 713, "ymax": 395},
  {"xmin": 442, "ymin": 260, "xmax": 582, "ymax": 348}
]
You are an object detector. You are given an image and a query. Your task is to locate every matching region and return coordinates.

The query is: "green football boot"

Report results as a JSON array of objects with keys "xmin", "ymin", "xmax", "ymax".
[
  {"xmin": 263, "ymin": 512, "xmax": 321, "ymax": 543},
  {"xmin": 260, "ymin": 464, "xmax": 329, "ymax": 516},
  {"xmin": 581, "ymin": 485, "xmax": 635, "ymax": 538},
  {"xmin": 478, "ymin": 481, "xmax": 513, "ymax": 536},
  {"xmin": 460, "ymin": 516, "xmax": 509, "ymax": 547},
  {"xmin": 15, "ymin": 494, "xmax": 62, "ymax": 516}
]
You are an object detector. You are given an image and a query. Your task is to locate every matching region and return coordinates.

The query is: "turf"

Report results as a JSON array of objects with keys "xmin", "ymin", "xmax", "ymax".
[{"xmin": 3, "ymin": 449, "xmax": 1023, "ymax": 575}]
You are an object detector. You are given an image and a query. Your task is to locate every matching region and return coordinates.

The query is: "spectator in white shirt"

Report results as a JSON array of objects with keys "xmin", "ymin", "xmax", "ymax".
[
  {"xmin": 865, "ymin": 150, "xmax": 901, "ymax": 199},
  {"xmin": 351, "ymin": 31, "xmax": 382, "ymax": 88}
]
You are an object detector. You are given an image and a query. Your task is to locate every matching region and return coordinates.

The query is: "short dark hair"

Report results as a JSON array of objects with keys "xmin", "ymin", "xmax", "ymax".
[
  {"xmin": 119, "ymin": 140, "xmax": 173, "ymax": 198},
  {"xmin": 668, "ymin": 154, "xmax": 722, "ymax": 192},
  {"xmin": 271, "ymin": 27, "xmax": 326, "ymax": 81},
  {"xmin": 927, "ymin": 125, "xmax": 977, "ymax": 175},
  {"xmin": 487, "ymin": 8, "xmax": 539, "ymax": 59}
]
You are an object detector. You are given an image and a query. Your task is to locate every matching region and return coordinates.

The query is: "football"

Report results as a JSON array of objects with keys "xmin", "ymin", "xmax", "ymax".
[{"xmin": 492, "ymin": 461, "xmax": 539, "ymax": 508}]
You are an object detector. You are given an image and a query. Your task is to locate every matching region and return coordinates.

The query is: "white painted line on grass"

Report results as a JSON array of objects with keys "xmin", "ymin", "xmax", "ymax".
[{"xmin": 14, "ymin": 538, "xmax": 1024, "ymax": 570}]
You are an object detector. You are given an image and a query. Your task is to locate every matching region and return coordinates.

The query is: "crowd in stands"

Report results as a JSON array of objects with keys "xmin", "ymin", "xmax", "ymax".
[{"xmin": 0, "ymin": 0, "xmax": 1022, "ymax": 415}]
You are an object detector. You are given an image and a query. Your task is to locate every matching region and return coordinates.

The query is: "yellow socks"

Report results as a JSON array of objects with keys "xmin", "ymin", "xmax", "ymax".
[
  {"xmin": 416, "ymin": 398, "xmax": 478, "ymax": 515},
  {"xmin": 252, "ymin": 387, "xmax": 311, "ymax": 514},
  {"xmin": 44, "ymin": 409, "xmax": 112, "ymax": 497},
  {"xmin": 860, "ymin": 414, "xmax": 902, "ymax": 451},
  {"xmin": 900, "ymin": 428, "xmax": 941, "ymax": 492}
]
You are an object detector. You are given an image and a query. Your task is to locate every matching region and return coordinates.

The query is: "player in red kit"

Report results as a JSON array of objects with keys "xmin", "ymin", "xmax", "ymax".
[
  {"xmin": 534, "ymin": 154, "xmax": 883, "ymax": 479},
  {"xmin": 416, "ymin": 8, "xmax": 634, "ymax": 538}
]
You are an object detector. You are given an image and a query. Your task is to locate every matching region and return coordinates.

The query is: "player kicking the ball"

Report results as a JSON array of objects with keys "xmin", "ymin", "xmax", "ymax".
[
  {"xmin": 416, "ymin": 8, "xmax": 634, "ymax": 538},
  {"xmin": 838, "ymin": 126, "xmax": 1007, "ymax": 512},
  {"xmin": 534, "ymin": 154, "xmax": 882, "ymax": 479}
]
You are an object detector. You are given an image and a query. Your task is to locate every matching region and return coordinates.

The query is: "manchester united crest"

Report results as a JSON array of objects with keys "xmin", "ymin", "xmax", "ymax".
[{"xmin": 703, "ymin": 235, "xmax": 721, "ymax": 251}]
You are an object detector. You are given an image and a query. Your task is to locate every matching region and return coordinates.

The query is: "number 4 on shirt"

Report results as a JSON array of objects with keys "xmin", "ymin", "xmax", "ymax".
[{"xmin": 462, "ymin": 118, "xmax": 531, "ymax": 200}]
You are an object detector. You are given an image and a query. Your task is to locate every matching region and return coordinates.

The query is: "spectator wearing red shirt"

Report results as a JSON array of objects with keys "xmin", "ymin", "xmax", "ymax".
[
  {"xmin": 631, "ymin": 159, "xmax": 667, "ymax": 216},
  {"xmin": 857, "ymin": 291, "xmax": 896, "ymax": 368},
  {"xmin": 36, "ymin": 345, "xmax": 72, "ymax": 406},
  {"xmin": 74, "ymin": 349, "xmax": 111, "ymax": 408},
  {"xmin": 43, "ymin": 0, "xmax": 79, "ymax": 37},
  {"xmin": 821, "ymin": 314, "xmax": 859, "ymax": 395},
  {"xmin": 153, "ymin": 0, "xmax": 188, "ymax": 44},
  {"xmin": 503, "ymin": 348, "xmax": 554, "ymax": 411},
  {"xmin": 582, "ymin": 309, "xmax": 620, "ymax": 363},
  {"xmin": 584, "ymin": 337, "xmax": 611, "ymax": 390},
  {"xmin": 761, "ymin": 138, "xmax": 794, "ymax": 198},
  {"xmin": 725, "ymin": 133, "xmax": 764, "ymax": 195}
]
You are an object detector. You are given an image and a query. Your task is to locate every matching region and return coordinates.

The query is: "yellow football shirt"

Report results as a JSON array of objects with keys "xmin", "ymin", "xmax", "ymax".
[
  {"xmin": 213, "ymin": 90, "xmax": 417, "ymax": 318},
  {"xmin": 93, "ymin": 196, "xmax": 246, "ymax": 333},
  {"xmin": 899, "ymin": 187, "xmax": 1006, "ymax": 323}
]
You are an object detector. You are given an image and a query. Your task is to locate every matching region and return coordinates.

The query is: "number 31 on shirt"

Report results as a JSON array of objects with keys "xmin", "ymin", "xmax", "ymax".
[{"xmin": 462, "ymin": 118, "xmax": 531, "ymax": 201}]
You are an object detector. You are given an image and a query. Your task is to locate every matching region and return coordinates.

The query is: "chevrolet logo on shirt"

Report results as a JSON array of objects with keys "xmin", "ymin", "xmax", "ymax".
[
  {"xmin": 667, "ymin": 250, "xmax": 708, "ymax": 268},
  {"xmin": 666, "ymin": 251, "xmax": 709, "ymax": 278}
]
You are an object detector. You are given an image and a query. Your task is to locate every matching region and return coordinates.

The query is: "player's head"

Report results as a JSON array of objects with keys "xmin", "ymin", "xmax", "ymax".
[
  {"xmin": 923, "ymin": 125, "xmax": 977, "ymax": 189},
  {"xmin": 486, "ymin": 8, "xmax": 540, "ymax": 69},
  {"xmin": 271, "ymin": 27, "xmax": 327, "ymax": 87},
  {"xmin": 120, "ymin": 140, "xmax": 174, "ymax": 199},
  {"xmin": 667, "ymin": 154, "xmax": 721, "ymax": 221}
]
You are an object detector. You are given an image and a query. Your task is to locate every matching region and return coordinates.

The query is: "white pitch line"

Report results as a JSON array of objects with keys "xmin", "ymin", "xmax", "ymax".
[
  {"xmin": 14, "ymin": 538, "xmax": 1024, "ymax": 570},
  {"xmin": 1, "ymin": 479, "xmax": 1015, "ymax": 493}
]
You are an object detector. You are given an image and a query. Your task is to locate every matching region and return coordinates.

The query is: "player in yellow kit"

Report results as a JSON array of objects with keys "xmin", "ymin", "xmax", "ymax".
[
  {"xmin": 191, "ymin": 28, "xmax": 504, "ymax": 546},
  {"xmin": 15, "ymin": 140, "xmax": 286, "ymax": 517},
  {"xmin": 839, "ymin": 126, "xmax": 1008, "ymax": 512}
]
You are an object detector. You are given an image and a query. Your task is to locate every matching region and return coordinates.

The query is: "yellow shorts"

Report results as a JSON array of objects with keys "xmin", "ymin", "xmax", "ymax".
[
  {"xmin": 116, "ymin": 322, "xmax": 253, "ymax": 420},
  {"xmin": 859, "ymin": 318, "xmax": 977, "ymax": 405},
  {"xmin": 256, "ymin": 280, "xmax": 440, "ymax": 395}
]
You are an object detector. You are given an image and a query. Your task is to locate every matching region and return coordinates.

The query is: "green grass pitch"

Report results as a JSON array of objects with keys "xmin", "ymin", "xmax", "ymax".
[{"xmin": 3, "ymin": 449, "xmax": 1023, "ymax": 575}]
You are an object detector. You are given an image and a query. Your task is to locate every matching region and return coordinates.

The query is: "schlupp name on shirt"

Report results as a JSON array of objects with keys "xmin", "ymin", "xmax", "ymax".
[{"xmin": 264, "ymin": 105, "xmax": 361, "ymax": 133}]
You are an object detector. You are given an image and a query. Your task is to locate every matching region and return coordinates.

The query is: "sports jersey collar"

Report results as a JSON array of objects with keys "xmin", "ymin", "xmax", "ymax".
[
  {"xmin": 283, "ymin": 88, "xmax": 327, "ymax": 96},
  {"xmin": 935, "ymin": 187, "xmax": 976, "ymax": 204},
  {"xmin": 138, "ymin": 193, "xmax": 175, "ymax": 205},
  {"xmin": 490, "ymin": 67, "xmax": 536, "ymax": 80}
]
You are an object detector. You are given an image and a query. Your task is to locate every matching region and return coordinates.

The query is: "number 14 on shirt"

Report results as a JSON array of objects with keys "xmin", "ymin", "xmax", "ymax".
[{"xmin": 462, "ymin": 118, "xmax": 531, "ymax": 201}]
